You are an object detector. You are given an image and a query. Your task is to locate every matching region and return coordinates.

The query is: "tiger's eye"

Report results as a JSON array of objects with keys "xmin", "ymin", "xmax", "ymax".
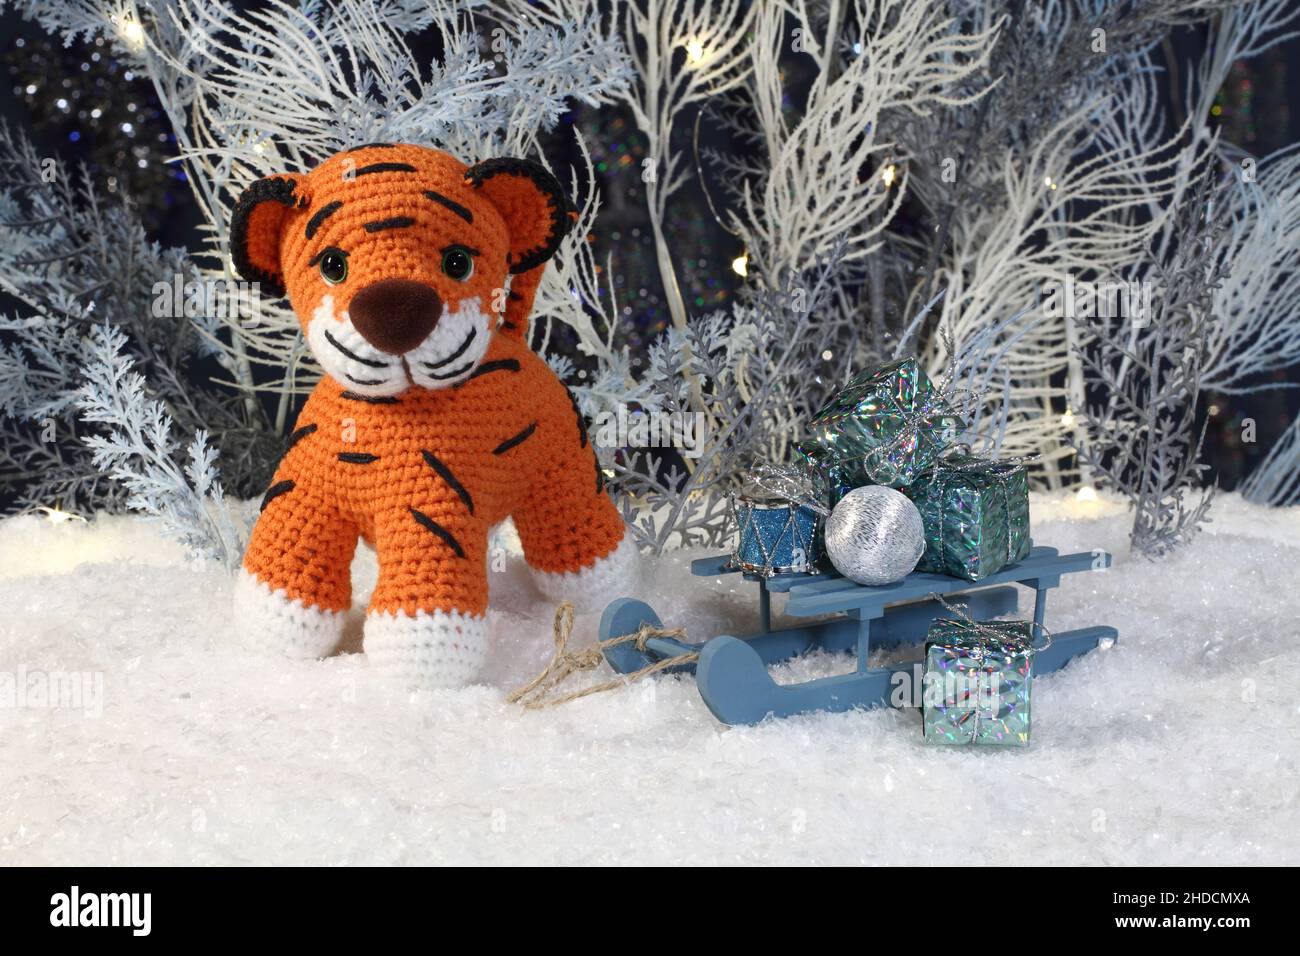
[
  {"xmin": 442, "ymin": 246, "xmax": 474, "ymax": 282},
  {"xmin": 319, "ymin": 248, "xmax": 348, "ymax": 284}
]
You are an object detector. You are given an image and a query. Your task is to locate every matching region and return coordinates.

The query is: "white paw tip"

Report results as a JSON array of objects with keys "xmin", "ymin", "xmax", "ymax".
[
  {"xmin": 233, "ymin": 568, "xmax": 345, "ymax": 660},
  {"xmin": 364, "ymin": 608, "xmax": 488, "ymax": 690},
  {"xmin": 530, "ymin": 535, "xmax": 640, "ymax": 611}
]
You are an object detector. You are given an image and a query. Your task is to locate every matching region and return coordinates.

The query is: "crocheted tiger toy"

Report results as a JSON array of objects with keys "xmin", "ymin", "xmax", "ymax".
[{"xmin": 230, "ymin": 144, "xmax": 635, "ymax": 688}]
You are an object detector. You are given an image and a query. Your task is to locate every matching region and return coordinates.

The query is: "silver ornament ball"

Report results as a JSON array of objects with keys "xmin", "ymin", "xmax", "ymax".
[{"xmin": 824, "ymin": 485, "xmax": 926, "ymax": 586}]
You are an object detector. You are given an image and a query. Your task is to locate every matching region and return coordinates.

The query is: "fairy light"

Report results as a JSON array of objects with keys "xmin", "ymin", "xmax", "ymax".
[
  {"xmin": 1060, "ymin": 409, "xmax": 1076, "ymax": 428},
  {"xmin": 731, "ymin": 252, "xmax": 748, "ymax": 277},
  {"xmin": 1075, "ymin": 486, "xmax": 1098, "ymax": 503},
  {"xmin": 116, "ymin": 15, "xmax": 145, "ymax": 51},
  {"xmin": 39, "ymin": 507, "xmax": 86, "ymax": 524},
  {"xmin": 686, "ymin": 39, "xmax": 706, "ymax": 65},
  {"xmin": 880, "ymin": 164, "xmax": 898, "ymax": 187},
  {"xmin": 1044, "ymin": 175, "xmax": 1058, "ymax": 191}
]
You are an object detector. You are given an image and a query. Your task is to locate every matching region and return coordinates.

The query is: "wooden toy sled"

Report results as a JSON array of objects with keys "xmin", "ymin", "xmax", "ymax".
[{"xmin": 598, "ymin": 546, "xmax": 1118, "ymax": 726}]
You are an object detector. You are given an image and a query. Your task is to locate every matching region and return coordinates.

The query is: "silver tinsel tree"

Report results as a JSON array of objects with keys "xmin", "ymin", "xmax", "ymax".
[{"xmin": 1, "ymin": 0, "xmax": 1297, "ymax": 560}]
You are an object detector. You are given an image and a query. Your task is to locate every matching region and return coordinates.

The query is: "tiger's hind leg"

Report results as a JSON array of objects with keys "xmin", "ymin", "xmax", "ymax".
[
  {"xmin": 514, "ymin": 453, "xmax": 638, "ymax": 612},
  {"xmin": 236, "ymin": 477, "xmax": 358, "ymax": 660},
  {"xmin": 363, "ymin": 496, "xmax": 491, "ymax": 689}
]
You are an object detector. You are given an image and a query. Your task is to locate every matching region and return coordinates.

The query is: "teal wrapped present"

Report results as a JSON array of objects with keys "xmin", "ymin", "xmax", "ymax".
[
  {"xmin": 905, "ymin": 454, "xmax": 1031, "ymax": 581},
  {"xmin": 922, "ymin": 618, "xmax": 1036, "ymax": 746},
  {"xmin": 795, "ymin": 358, "xmax": 964, "ymax": 494}
]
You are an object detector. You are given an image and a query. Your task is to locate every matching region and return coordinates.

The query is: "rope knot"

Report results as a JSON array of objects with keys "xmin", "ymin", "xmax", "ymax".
[{"xmin": 507, "ymin": 602, "xmax": 696, "ymax": 709}]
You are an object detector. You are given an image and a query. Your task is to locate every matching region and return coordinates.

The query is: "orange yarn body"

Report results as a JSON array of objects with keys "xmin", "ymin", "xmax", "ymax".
[
  {"xmin": 244, "ymin": 334, "xmax": 622, "ymax": 616},
  {"xmin": 234, "ymin": 144, "xmax": 624, "ymax": 620}
]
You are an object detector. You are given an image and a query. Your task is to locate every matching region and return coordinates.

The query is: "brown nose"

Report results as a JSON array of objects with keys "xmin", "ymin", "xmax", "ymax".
[{"xmin": 348, "ymin": 279, "xmax": 442, "ymax": 355}]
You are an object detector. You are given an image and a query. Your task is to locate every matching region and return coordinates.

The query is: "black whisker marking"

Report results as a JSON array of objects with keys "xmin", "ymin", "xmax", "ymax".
[
  {"xmin": 344, "ymin": 142, "xmax": 395, "ymax": 152},
  {"xmin": 260, "ymin": 479, "xmax": 295, "ymax": 511},
  {"xmin": 285, "ymin": 423, "xmax": 317, "ymax": 453},
  {"xmin": 410, "ymin": 508, "xmax": 465, "ymax": 558},
  {"xmin": 424, "ymin": 190, "xmax": 473, "ymax": 224},
  {"xmin": 305, "ymin": 200, "xmax": 343, "ymax": 240},
  {"xmin": 493, "ymin": 422, "xmax": 537, "ymax": 455},
  {"xmin": 364, "ymin": 216, "xmax": 416, "ymax": 233},
  {"xmin": 338, "ymin": 452, "xmax": 380, "ymax": 464},
  {"xmin": 339, "ymin": 390, "xmax": 399, "ymax": 404},
  {"xmin": 457, "ymin": 358, "xmax": 521, "ymax": 386},
  {"xmin": 354, "ymin": 162, "xmax": 417, "ymax": 176},
  {"xmin": 425, "ymin": 361, "xmax": 475, "ymax": 381},
  {"xmin": 345, "ymin": 374, "xmax": 387, "ymax": 385},
  {"xmin": 422, "ymin": 327, "xmax": 477, "ymax": 370},
  {"xmin": 325, "ymin": 328, "xmax": 389, "ymax": 368},
  {"xmin": 422, "ymin": 450, "xmax": 474, "ymax": 515}
]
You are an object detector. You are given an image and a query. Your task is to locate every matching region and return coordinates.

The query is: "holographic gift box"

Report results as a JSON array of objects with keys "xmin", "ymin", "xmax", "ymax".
[
  {"xmin": 922, "ymin": 618, "xmax": 1035, "ymax": 746},
  {"xmin": 905, "ymin": 454, "xmax": 1031, "ymax": 582},
  {"xmin": 728, "ymin": 463, "xmax": 827, "ymax": 576},
  {"xmin": 795, "ymin": 358, "xmax": 964, "ymax": 497}
]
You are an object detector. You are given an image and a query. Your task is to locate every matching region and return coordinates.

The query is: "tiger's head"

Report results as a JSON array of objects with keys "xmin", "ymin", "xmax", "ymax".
[{"xmin": 230, "ymin": 145, "xmax": 569, "ymax": 396}]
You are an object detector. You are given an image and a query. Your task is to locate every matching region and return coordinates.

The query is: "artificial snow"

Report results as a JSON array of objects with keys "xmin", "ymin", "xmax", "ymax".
[{"xmin": 1, "ymin": 493, "xmax": 1297, "ymax": 865}]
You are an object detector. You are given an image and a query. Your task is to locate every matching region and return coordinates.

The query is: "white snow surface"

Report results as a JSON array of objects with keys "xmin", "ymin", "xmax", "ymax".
[{"xmin": 1, "ymin": 493, "xmax": 1297, "ymax": 866}]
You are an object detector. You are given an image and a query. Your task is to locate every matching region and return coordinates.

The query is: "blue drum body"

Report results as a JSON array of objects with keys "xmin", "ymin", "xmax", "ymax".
[{"xmin": 730, "ymin": 494, "xmax": 823, "ymax": 576}]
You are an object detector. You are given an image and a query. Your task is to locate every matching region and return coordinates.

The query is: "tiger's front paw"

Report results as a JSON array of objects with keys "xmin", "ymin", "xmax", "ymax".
[
  {"xmin": 364, "ymin": 608, "xmax": 488, "ymax": 690},
  {"xmin": 529, "ymin": 535, "xmax": 640, "ymax": 613},
  {"xmin": 233, "ymin": 568, "xmax": 346, "ymax": 660}
]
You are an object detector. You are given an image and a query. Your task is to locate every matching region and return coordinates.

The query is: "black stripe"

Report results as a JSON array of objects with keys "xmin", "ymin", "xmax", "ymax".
[
  {"xmin": 458, "ymin": 358, "xmax": 521, "ymax": 386},
  {"xmin": 493, "ymin": 422, "xmax": 537, "ymax": 455},
  {"xmin": 305, "ymin": 200, "xmax": 343, "ymax": 240},
  {"xmin": 354, "ymin": 162, "xmax": 417, "ymax": 176},
  {"xmin": 338, "ymin": 452, "xmax": 379, "ymax": 464},
  {"xmin": 422, "ymin": 450, "xmax": 474, "ymax": 515},
  {"xmin": 596, "ymin": 462, "xmax": 605, "ymax": 494},
  {"xmin": 260, "ymin": 479, "xmax": 295, "ymax": 511},
  {"xmin": 325, "ymin": 328, "xmax": 388, "ymax": 368},
  {"xmin": 565, "ymin": 388, "xmax": 589, "ymax": 448},
  {"xmin": 364, "ymin": 216, "xmax": 416, "ymax": 233},
  {"xmin": 345, "ymin": 142, "xmax": 395, "ymax": 152},
  {"xmin": 501, "ymin": 320, "xmax": 518, "ymax": 331},
  {"xmin": 285, "ymin": 423, "xmax": 317, "ymax": 452},
  {"xmin": 340, "ymin": 391, "xmax": 399, "ymax": 404},
  {"xmin": 424, "ymin": 190, "xmax": 473, "ymax": 224},
  {"xmin": 410, "ymin": 508, "xmax": 465, "ymax": 558},
  {"xmin": 507, "ymin": 290, "xmax": 523, "ymax": 302}
]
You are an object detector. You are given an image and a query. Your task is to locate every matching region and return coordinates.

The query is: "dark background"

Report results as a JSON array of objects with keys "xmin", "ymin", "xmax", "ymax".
[{"xmin": 1, "ymin": 4, "xmax": 1296, "ymax": 494}]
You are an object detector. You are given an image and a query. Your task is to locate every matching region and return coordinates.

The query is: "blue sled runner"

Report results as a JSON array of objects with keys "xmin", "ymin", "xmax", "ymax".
[{"xmin": 598, "ymin": 545, "xmax": 1118, "ymax": 726}]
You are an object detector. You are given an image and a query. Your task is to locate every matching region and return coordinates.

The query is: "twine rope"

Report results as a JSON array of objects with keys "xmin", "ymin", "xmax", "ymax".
[{"xmin": 507, "ymin": 602, "xmax": 696, "ymax": 709}]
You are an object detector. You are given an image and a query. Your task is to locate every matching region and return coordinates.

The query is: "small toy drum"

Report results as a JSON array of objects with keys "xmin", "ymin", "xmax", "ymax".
[{"xmin": 729, "ymin": 493, "xmax": 824, "ymax": 576}]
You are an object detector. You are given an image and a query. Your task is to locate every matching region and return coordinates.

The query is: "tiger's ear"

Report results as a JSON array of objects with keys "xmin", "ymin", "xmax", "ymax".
[
  {"xmin": 464, "ymin": 158, "xmax": 571, "ymax": 274},
  {"xmin": 230, "ymin": 174, "xmax": 308, "ymax": 298}
]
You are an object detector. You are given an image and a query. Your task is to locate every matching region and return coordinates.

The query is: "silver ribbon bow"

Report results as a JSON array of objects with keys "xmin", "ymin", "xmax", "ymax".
[{"xmin": 743, "ymin": 462, "xmax": 831, "ymax": 516}]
